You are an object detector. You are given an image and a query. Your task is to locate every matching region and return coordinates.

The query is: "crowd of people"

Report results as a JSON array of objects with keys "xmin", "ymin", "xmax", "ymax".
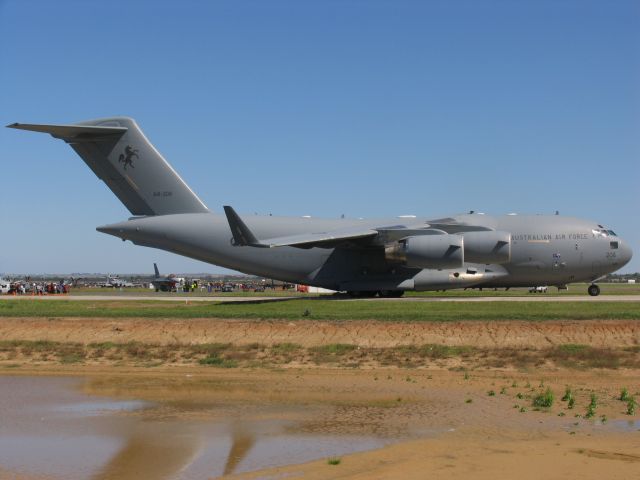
[{"xmin": 5, "ymin": 280, "xmax": 69, "ymax": 295}]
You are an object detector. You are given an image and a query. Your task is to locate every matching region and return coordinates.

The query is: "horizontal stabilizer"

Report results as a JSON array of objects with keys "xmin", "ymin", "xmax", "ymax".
[{"xmin": 7, "ymin": 123, "xmax": 127, "ymax": 141}]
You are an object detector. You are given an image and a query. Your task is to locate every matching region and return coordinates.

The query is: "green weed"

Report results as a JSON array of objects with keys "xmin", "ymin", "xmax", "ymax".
[
  {"xmin": 532, "ymin": 388, "xmax": 554, "ymax": 408},
  {"xmin": 585, "ymin": 394, "xmax": 598, "ymax": 418},
  {"xmin": 619, "ymin": 387, "xmax": 630, "ymax": 401},
  {"xmin": 198, "ymin": 355, "xmax": 238, "ymax": 368}
]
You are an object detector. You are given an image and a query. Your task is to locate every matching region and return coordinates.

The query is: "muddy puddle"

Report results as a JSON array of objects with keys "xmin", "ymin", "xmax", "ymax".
[{"xmin": 0, "ymin": 375, "xmax": 411, "ymax": 479}]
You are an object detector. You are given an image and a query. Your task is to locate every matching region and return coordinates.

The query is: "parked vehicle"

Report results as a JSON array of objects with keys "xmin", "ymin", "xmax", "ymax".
[{"xmin": 529, "ymin": 286, "xmax": 548, "ymax": 293}]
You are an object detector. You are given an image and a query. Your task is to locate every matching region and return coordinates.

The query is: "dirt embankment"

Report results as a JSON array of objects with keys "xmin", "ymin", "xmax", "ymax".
[{"xmin": 0, "ymin": 317, "xmax": 639, "ymax": 348}]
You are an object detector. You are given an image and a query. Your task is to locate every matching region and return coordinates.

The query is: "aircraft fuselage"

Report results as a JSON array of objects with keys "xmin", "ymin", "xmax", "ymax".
[{"xmin": 97, "ymin": 212, "xmax": 632, "ymax": 293}]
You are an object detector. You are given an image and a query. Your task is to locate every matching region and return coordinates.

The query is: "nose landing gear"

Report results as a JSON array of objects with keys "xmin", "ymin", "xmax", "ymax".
[{"xmin": 588, "ymin": 284, "xmax": 600, "ymax": 297}]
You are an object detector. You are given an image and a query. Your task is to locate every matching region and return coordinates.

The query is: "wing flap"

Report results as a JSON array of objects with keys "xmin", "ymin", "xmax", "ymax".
[{"xmin": 261, "ymin": 228, "xmax": 378, "ymax": 248}]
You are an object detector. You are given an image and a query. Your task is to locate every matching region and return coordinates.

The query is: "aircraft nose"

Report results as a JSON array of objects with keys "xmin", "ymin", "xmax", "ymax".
[{"xmin": 619, "ymin": 240, "xmax": 633, "ymax": 267}]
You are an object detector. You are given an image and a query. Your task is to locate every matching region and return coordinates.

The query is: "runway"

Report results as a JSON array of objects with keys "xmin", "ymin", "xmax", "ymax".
[
  {"xmin": 1, "ymin": 294, "xmax": 638, "ymax": 302},
  {"xmin": 353, "ymin": 295, "xmax": 640, "ymax": 302},
  {"xmin": 0, "ymin": 294, "xmax": 290, "ymax": 303}
]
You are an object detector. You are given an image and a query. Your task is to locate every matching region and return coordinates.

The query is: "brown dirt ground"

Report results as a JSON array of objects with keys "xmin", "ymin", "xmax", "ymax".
[
  {"xmin": 4, "ymin": 366, "xmax": 640, "ymax": 480},
  {"xmin": 1, "ymin": 317, "xmax": 639, "ymax": 479},
  {"xmin": 1, "ymin": 317, "xmax": 639, "ymax": 348}
]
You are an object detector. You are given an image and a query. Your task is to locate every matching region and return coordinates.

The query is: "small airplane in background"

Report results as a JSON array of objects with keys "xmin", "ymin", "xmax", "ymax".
[
  {"xmin": 100, "ymin": 275, "xmax": 134, "ymax": 288},
  {"xmin": 151, "ymin": 263, "xmax": 182, "ymax": 292},
  {"xmin": 9, "ymin": 117, "xmax": 633, "ymax": 297},
  {"xmin": 0, "ymin": 277, "xmax": 11, "ymax": 294}
]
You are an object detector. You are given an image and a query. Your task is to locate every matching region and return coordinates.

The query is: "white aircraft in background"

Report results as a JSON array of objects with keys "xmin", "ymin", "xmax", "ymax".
[{"xmin": 100, "ymin": 275, "xmax": 134, "ymax": 288}]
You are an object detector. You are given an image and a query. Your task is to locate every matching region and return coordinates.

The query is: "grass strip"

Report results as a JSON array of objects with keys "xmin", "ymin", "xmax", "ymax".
[
  {"xmin": 1, "ymin": 299, "xmax": 640, "ymax": 321},
  {"xmin": 1, "ymin": 340, "xmax": 638, "ymax": 369}
]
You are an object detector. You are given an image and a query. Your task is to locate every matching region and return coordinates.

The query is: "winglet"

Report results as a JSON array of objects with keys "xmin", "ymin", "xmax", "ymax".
[{"xmin": 223, "ymin": 206, "xmax": 268, "ymax": 247}]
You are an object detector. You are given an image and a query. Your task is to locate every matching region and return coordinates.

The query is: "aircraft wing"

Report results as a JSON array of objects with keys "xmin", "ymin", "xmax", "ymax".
[
  {"xmin": 223, "ymin": 206, "xmax": 495, "ymax": 249},
  {"xmin": 223, "ymin": 206, "xmax": 453, "ymax": 249},
  {"xmin": 424, "ymin": 217, "xmax": 493, "ymax": 234},
  {"xmin": 223, "ymin": 206, "xmax": 377, "ymax": 248}
]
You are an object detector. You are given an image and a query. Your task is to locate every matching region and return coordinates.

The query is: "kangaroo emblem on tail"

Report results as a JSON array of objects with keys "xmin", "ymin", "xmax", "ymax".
[{"xmin": 118, "ymin": 145, "xmax": 139, "ymax": 170}]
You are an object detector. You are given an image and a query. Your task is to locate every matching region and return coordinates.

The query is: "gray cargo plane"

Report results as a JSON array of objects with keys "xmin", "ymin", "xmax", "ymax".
[{"xmin": 8, "ymin": 117, "xmax": 633, "ymax": 297}]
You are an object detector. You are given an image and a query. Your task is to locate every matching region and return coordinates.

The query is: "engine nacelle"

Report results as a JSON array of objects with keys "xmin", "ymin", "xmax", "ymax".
[
  {"xmin": 385, "ymin": 234, "xmax": 464, "ymax": 269},
  {"xmin": 462, "ymin": 230, "xmax": 511, "ymax": 264}
]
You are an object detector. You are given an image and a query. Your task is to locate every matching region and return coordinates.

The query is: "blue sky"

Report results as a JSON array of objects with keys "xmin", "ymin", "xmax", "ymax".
[{"xmin": 1, "ymin": 0, "xmax": 638, "ymax": 274}]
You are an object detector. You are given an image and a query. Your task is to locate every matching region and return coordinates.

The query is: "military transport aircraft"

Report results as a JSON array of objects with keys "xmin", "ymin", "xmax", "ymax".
[{"xmin": 8, "ymin": 117, "xmax": 632, "ymax": 297}]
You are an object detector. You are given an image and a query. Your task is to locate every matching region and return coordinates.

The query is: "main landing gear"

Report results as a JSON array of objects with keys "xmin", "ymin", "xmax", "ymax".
[
  {"xmin": 347, "ymin": 290, "xmax": 405, "ymax": 298},
  {"xmin": 379, "ymin": 290, "xmax": 405, "ymax": 298},
  {"xmin": 588, "ymin": 284, "xmax": 600, "ymax": 297}
]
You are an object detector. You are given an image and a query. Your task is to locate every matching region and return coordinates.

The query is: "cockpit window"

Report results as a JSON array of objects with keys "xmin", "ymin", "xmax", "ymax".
[
  {"xmin": 592, "ymin": 227, "xmax": 618, "ymax": 237},
  {"xmin": 610, "ymin": 241, "xmax": 619, "ymax": 249}
]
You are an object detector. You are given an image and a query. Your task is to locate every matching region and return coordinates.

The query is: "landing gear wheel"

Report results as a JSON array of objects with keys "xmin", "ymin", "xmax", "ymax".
[
  {"xmin": 347, "ymin": 291, "xmax": 378, "ymax": 298},
  {"xmin": 588, "ymin": 284, "xmax": 600, "ymax": 297},
  {"xmin": 379, "ymin": 290, "xmax": 405, "ymax": 298}
]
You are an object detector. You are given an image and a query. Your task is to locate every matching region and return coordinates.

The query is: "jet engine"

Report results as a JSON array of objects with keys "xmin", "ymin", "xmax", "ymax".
[
  {"xmin": 385, "ymin": 234, "xmax": 464, "ymax": 269},
  {"xmin": 462, "ymin": 230, "xmax": 511, "ymax": 264}
]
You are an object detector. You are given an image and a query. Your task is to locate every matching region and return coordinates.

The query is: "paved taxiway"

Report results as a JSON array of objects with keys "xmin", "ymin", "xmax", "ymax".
[
  {"xmin": 0, "ymin": 295, "xmax": 288, "ymax": 303},
  {"xmin": 1, "ymin": 294, "xmax": 638, "ymax": 302}
]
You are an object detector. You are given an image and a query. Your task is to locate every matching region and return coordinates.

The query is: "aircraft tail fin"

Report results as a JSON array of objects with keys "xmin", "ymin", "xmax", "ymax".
[
  {"xmin": 153, "ymin": 263, "xmax": 160, "ymax": 278},
  {"xmin": 8, "ymin": 117, "xmax": 209, "ymax": 216}
]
